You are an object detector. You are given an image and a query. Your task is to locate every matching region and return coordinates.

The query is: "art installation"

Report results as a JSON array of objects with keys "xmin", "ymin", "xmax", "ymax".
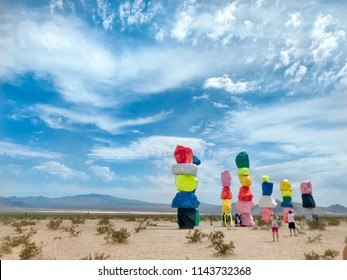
[
  {"xmin": 280, "ymin": 179, "xmax": 294, "ymax": 223},
  {"xmin": 235, "ymin": 151, "xmax": 255, "ymax": 226},
  {"xmin": 171, "ymin": 145, "xmax": 201, "ymax": 229},
  {"xmin": 300, "ymin": 180, "xmax": 316, "ymax": 221},
  {"xmin": 258, "ymin": 175, "xmax": 277, "ymax": 224},
  {"xmin": 220, "ymin": 170, "xmax": 233, "ymax": 227}
]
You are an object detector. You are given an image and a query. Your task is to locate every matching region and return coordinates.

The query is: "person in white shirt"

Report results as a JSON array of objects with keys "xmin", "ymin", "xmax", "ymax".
[
  {"xmin": 288, "ymin": 210, "xmax": 296, "ymax": 236},
  {"xmin": 270, "ymin": 213, "xmax": 279, "ymax": 242}
]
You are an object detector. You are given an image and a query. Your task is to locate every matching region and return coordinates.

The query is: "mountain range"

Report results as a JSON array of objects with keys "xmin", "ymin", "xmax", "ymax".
[{"xmin": 1, "ymin": 194, "xmax": 347, "ymax": 216}]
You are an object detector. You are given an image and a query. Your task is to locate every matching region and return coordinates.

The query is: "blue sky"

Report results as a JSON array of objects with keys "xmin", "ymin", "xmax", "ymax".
[{"xmin": 0, "ymin": 0, "xmax": 346, "ymax": 207}]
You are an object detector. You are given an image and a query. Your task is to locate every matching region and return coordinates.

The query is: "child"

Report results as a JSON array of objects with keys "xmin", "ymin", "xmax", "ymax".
[
  {"xmin": 270, "ymin": 213, "xmax": 279, "ymax": 242},
  {"xmin": 288, "ymin": 210, "xmax": 297, "ymax": 236}
]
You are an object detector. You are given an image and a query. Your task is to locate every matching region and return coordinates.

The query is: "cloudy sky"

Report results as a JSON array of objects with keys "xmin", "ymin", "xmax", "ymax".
[{"xmin": 1, "ymin": 0, "xmax": 346, "ymax": 207}]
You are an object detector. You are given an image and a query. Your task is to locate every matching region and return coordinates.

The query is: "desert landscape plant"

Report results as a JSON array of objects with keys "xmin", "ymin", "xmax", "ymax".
[
  {"xmin": 46, "ymin": 218, "xmax": 63, "ymax": 230},
  {"xmin": 105, "ymin": 227, "xmax": 131, "ymax": 243},
  {"xmin": 304, "ymin": 251, "xmax": 321, "ymax": 260},
  {"xmin": 60, "ymin": 225, "xmax": 82, "ymax": 237},
  {"xmin": 185, "ymin": 230, "xmax": 207, "ymax": 243},
  {"xmin": 19, "ymin": 241, "xmax": 42, "ymax": 260},
  {"xmin": 322, "ymin": 249, "xmax": 339, "ymax": 260},
  {"xmin": 80, "ymin": 252, "xmax": 110, "ymax": 260},
  {"xmin": 307, "ymin": 234, "xmax": 322, "ymax": 243},
  {"xmin": 208, "ymin": 230, "xmax": 224, "ymax": 246},
  {"xmin": 306, "ymin": 219, "xmax": 327, "ymax": 230}
]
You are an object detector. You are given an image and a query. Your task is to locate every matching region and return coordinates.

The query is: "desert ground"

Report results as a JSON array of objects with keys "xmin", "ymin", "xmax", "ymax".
[{"xmin": 0, "ymin": 213, "xmax": 346, "ymax": 260}]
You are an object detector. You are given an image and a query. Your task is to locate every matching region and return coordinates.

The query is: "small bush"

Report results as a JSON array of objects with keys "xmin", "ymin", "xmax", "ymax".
[
  {"xmin": 215, "ymin": 241, "xmax": 235, "ymax": 255},
  {"xmin": 327, "ymin": 218, "xmax": 340, "ymax": 227},
  {"xmin": 19, "ymin": 241, "xmax": 42, "ymax": 260},
  {"xmin": 97, "ymin": 218, "xmax": 111, "ymax": 226},
  {"xmin": 97, "ymin": 224, "xmax": 114, "ymax": 235},
  {"xmin": 307, "ymin": 234, "xmax": 322, "ymax": 243},
  {"xmin": 71, "ymin": 217, "xmax": 85, "ymax": 225},
  {"xmin": 135, "ymin": 221, "xmax": 148, "ymax": 233},
  {"xmin": 61, "ymin": 225, "xmax": 81, "ymax": 237},
  {"xmin": 185, "ymin": 230, "xmax": 207, "ymax": 243},
  {"xmin": 306, "ymin": 219, "xmax": 327, "ymax": 230},
  {"xmin": 3, "ymin": 233, "xmax": 32, "ymax": 247},
  {"xmin": 208, "ymin": 230, "xmax": 224, "ymax": 246},
  {"xmin": 11, "ymin": 219, "xmax": 36, "ymax": 227},
  {"xmin": 46, "ymin": 219, "xmax": 63, "ymax": 230},
  {"xmin": 105, "ymin": 228, "xmax": 131, "ymax": 243},
  {"xmin": 304, "ymin": 251, "xmax": 320, "ymax": 260},
  {"xmin": 322, "ymin": 249, "xmax": 339, "ymax": 260},
  {"xmin": 80, "ymin": 252, "xmax": 110, "ymax": 260}
]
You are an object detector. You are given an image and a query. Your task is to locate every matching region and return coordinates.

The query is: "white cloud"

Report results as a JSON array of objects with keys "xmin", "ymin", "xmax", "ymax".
[
  {"xmin": 89, "ymin": 165, "xmax": 116, "ymax": 182},
  {"xmin": 310, "ymin": 14, "xmax": 346, "ymax": 64},
  {"xmin": 32, "ymin": 104, "xmax": 172, "ymax": 134},
  {"xmin": 33, "ymin": 161, "xmax": 88, "ymax": 180},
  {"xmin": 212, "ymin": 102, "xmax": 228, "ymax": 109},
  {"xmin": 203, "ymin": 74, "xmax": 252, "ymax": 94},
  {"xmin": 0, "ymin": 141, "xmax": 61, "ymax": 159},
  {"xmin": 89, "ymin": 136, "xmax": 211, "ymax": 161},
  {"xmin": 96, "ymin": 0, "xmax": 116, "ymax": 30},
  {"xmin": 286, "ymin": 12, "xmax": 302, "ymax": 28},
  {"xmin": 119, "ymin": 0, "xmax": 159, "ymax": 30}
]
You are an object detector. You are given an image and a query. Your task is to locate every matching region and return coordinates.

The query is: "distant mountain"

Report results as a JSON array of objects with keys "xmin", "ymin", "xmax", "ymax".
[{"xmin": 0, "ymin": 194, "xmax": 346, "ymax": 216}]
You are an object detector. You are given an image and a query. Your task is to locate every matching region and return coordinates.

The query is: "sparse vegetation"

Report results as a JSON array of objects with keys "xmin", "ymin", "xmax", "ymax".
[
  {"xmin": 304, "ymin": 251, "xmax": 321, "ymax": 260},
  {"xmin": 185, "ymin": 230, "xmax": 207, "ymax": 243},
  {"xmin": 19, "ymin": 241, "xmax": 42, "ymax": 260},
  {"xmin": 80, "ymin": 252, "xmax": 110, "ymax": 260},
  {"xmin": 61, "ymin": 225, "xmax": 82, "ymax": 237},
  {"xmin": 306, "ymin": 219, "xmax": 327, "ymax": 230},
  {"xmin": 71, "ymin": 217, "xmax": 85, "ymax": 225},
  {"xmin": 135, "ymin": 220, "xmax": 148, "ymax": 233},
  {"xmin": 207, "ymin": 230, "xmax": 235, "ymax": 255},
  {"xmin": 307, "ymin": 234, "xmax": 322, "ymax": 243},
  {"xmin": 105, "ymin": 227, "xmax": 131, "ymax": 243},
  {"xmin": 46, "ymin": 218, "xmax": 63, "ymax": 230},
  {"xmin": 304, "ymin": 249, "xmax": 339, "ymax": 260}
]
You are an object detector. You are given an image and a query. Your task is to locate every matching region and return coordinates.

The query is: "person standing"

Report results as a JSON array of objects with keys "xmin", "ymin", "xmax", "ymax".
[
  {"xmin": 270, "ymin": 213, "xmax": 279, "ymax": 242},
  {"xmin": 288, "ymin": 210, "xmax": 296, "ymax": 236}
]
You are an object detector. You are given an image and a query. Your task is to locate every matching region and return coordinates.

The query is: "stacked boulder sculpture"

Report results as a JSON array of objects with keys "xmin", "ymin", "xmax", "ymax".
[
  {"xmin": 280, "ymin": 179, "xmax": 294, "ymax": 223},
  {"xmin": 171, "ymin": 145, "xmax": 200, "ymax": 229},
  {"xmin": 220, "ymin": 170, "xmax": 233, "ymax": 227},
  {"xmin": 235, "ymin": 151, "xmax": 255, "ymax": 226},
  {"xmin": 300, "ymin": 180, "xmax": 316, "ymax": 221},
  {"xmin": 258, "ymin": 175, "xmax": 277, "ymax": 224}
]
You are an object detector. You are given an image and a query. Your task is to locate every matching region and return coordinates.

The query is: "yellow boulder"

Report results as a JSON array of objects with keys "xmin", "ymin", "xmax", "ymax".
[{"xmin": 175, "ymin": 174, "xmax": 198, "ymax": 192}]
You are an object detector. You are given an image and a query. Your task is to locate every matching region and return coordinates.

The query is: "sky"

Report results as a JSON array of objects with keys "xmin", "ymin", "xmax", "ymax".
[{"xmin": 0, "ymin": 0, "xmax": 346, "ymax": 207}]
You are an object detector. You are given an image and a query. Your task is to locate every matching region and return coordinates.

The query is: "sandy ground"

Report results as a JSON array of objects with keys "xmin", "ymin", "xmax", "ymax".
[{"xmin": 1, "ymin": 216, "xmax": 346, "ymax": 260}]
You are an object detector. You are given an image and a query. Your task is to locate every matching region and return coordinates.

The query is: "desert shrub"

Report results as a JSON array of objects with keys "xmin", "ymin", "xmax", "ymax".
[
  {"xmin": 61, "ymin": 225, "xmax": 81, "ymax": 237},
  {"xmin": 71, "ymin": 217, "xmax": 85, "ymax": 225},
  {"xmin": 208, "ymin": 230, "xmax": 224, "ymax": 246},
  {"xmin": 46, "ymin": 218, "xmax": 63, "ymax": 230},
  {"xmin": 97, "ymin": 218, "xmax": 111, "ymax": 226},
  {"xmin": 97, "ymin": 223, "xmax": 114, "ymax": 235},
  {"xmin": 306, "ymin": 219, "xmax": 326, "ymax": 230},
  {"xmin": 135, "ymin": 221, "xmax": 148, "ymax": 233},
  {"xmin": 322, "ymin": 249, "xmax": 339, "ymax": 260},
  {"xmin": 3, "ymin": 233, "xmax": 32, "ymax": 247},
  {"xmin": 215, "ymin": 241, "xmax": 235, "ymax": 255},
  {"xmin": 0, "ymin": 242, "xmax": 13, "ymax": 255},
  {"xmin": 11, "ymin": 219, "xmax": 36, "ymax": 227},
  {"xmin": 80, "ymin": 252, "xmax": 111, "ymax": 260},
  {"xmin": 0, "ymin": 216, "xmax": 13, "ymax": 225},
  {"xmin": 207, "ymin": 230, "xmax": 235, "ymax": 255},
  {"xmin": 304, "ymin": 249, "xmax": 339, "ymax": 260},
  {"xmin": 304, "ymin": 251, "xmax": 321, "ymax": 260},
  {"xmin": 307, "ymin": 234, "xmax": 322, "ymax": 243},
  {"xmin": 105, "ymin": 228, "xmax": 131, "ymax": 243},
  {"xmin": 19, "ymin": 241, "xmax": 42, "ymax": 260},
  {"xmin": 185, "ymin": 230, "xmax": 207, "ymax": 243},
  {"xmin": 327, "ymin": 218, "xmax": 340, "ymax": 227}
]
